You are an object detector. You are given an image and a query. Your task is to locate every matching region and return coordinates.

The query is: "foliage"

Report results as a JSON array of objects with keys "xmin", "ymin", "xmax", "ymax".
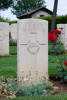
[
  {"xmin": 0, "ymin": 76, "xmax": 17, "ymax": 98},
  {"xmin": 48, "ymin": 29, "xmax": 67, "ymax": 82},
  {"xmin": 49, "ymin": 39, "xmax": 64, "ymax": 55},
  {"xmin": 9, "ymin": 39, "xmax": 17, "ymax": 46},
  {"xmin": 0, "ymin": 0, "xmax": 13, "ymax": 9},
  {"xmin": 56, "ymin": 59, "xmax": 67, "ymax": 83},
  {"xmin": 38, "ymin": 15, "xmax": 67, "ymax": 31},
  {"xmin": 0, "ymin": 76, "xmax": 59, "ymax": 98},
  {"xmin": 10, "ymin": 46, "xmax": 17, "ymax": 55},
  {"xmin": 38, "ymin": 16, "xmax": 52, "ymax": 31},
  {"xmin": 48, "ymin": 55, "xmax": 64, "ymax": 77},
  {"xmin": 0, "ymin": 16, "xmax": 9, "ymax": 22},
  {"xmin": 12, "ymin": 0, "xmax": 46, "ymax": 16},
  {"xmin": 48, "ymin": 30, "xmax": 64, "ymax": 55},
  {"xmin": 9, "ymin": 21, "xmax": 17, "ymax": 25},
  {"xmin": 16, "ymin": 82, "xmax": 53, "ymax": 96}
]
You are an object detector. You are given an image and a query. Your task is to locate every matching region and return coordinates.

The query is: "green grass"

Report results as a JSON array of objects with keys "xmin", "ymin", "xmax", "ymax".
[
  {"xmin": 13, "ymin": 95, "xmax": 67, "ymax": 100},
  {"xmin": 48, "ymin": 55, "xmax": 65, "ymax": 77},
  {"xmin": 0, "ymin": 45, "xmax": 66, "ymax": 78},
  {"xmin": 10, "ymin": 45, "xmax": 17, "ymax": 55},
  {"xmin": 0, "ymin": 46, "xmax": 17, "ymax": 78},
  {"xmin": 0, "ymin": 56, "xmax": 17, "ymax": 77},
  {"xmin": 0, "ymin": 94, "xmax": 67, "ymax": 100}
]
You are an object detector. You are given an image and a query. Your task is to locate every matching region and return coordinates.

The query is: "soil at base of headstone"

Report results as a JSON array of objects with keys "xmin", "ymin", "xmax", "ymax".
[
  {"xmin": 0, "ymin": 95, "xmax": 7, "ymax": 99},
  {"xmin": 50, "ymin": 79, "xmax": 67, "ymax": 94}
]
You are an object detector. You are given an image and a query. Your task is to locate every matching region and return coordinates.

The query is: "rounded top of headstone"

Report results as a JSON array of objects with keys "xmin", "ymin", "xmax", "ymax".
[
  {"xmin": 18, "ymin": 18, "xmax": 48, "ymax": 24},
  {"xmin": 17, "ymin": 18, "xmax": 48, "ymax": 45}
]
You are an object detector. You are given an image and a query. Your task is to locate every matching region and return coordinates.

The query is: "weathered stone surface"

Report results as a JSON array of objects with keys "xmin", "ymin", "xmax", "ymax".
[
  {"xmin": 57, "ymin": 24, "xmax": 65, "ymax": 43},
  {"xmin": 17, "ymin": 19, "xmax": 48, "ymax": 85},
  {"xmin": 10, "ymin": 24, "xmax": 17, "ymax": 41},
  {"xmin": 57, "ymin": 24, "xmax": 67, "ymax": 50},
  {"xmin": 0, "ymin": 22, "xmax": 9, "ymax": 55}
]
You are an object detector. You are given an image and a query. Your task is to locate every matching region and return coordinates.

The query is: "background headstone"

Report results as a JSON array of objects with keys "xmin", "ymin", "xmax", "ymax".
[
  {"xmin": 64, "ymin": 24, "xmax": 67, "ymax": 50},
  {"xmin": 10, "ymin": 23, "xmax": 17, "ymax": 42},
  {"xmin": 57, "ymin": 24, "xmax": 65, "ymax": 43},
  {"xmin": 17, "ymin": 19, "xmax": 48, "ymax": 85},
  {"xmin": 0, "ymin": 22, "xmax": 9, "ymax": 56},
  {"xmin": 57, "ymin": 24, "xmax": 67, "ymax": 50}
]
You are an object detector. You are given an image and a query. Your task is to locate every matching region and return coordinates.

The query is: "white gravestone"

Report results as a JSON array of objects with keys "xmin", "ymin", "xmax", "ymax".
[
  {"xmin": 10, "ymin": 24, "xmax": 17, "ymax": 41},
  {"xmin": 57, "ymin": 24, "xmax": 67, "ymax": 50},
  {"xmin": 0, "ymin": 22, "xmax": 9, "ymax": 55},
  {"xmin": 64, "ymin": 24, "xmax": 67, "ymax": 50},
  {"xmin": 57, "ymin": 24, "xmax": 65, "ymax": 43},
  {"xmin": 17, "ymin": 19, "xmax": 48, "ymax": 85}
]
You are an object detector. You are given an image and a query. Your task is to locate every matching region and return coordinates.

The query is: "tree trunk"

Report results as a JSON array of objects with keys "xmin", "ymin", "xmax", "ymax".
[{"xmin": 51, "ymin": 0, "xmax": 58, "ymax": 31}]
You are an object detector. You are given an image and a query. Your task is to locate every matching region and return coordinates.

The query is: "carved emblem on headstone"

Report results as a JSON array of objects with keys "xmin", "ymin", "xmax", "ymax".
[{"xmin": 27, "ymin": 40, "xmax": 40, "ymax": 55}]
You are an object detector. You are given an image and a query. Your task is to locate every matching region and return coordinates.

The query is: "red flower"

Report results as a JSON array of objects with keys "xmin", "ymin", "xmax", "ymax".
[
  {"xmin": 59, "ymin": 27, "xmax": 63, "ymax": 30},
  {"xmin": 49, "ymin": 30, "xmax": 56, "ymax": 34},
  {"xmin": 64, "ymin": 62, "xmax": 67, "ymax": 66},
  {"xmin": 51, "ymin": 30, "xmax": 57, "ymax": 33},
  {"xmin": 55, "ymin": 30, "xmax": 61, "ymax": 35},
  {"xmin": 50, "ymin": 89, "xmax": 54, "ymax": 91},
  {"xmin": 48, "ymin": 32, "xmax": 51, "ymax": 34},
  {"xmin": 48, "ymin": 34, "xmax": 56, "ymax": 41},
  {"xmin": 49, "ymin": 30, "xmax": 61, "ymax": 35}
]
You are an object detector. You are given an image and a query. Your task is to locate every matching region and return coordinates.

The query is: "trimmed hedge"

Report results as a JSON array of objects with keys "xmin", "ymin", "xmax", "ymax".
[
  {"xmin": 0, "ymin": 16, "xmax": 8, "ymax": 22},
  {"xmin": 38, "ymin": 16, "xmax": 52, "ymax": 31},
  {"xmin": 0, "ymin": 16, "xmax": 17, "ymax": 24},
  {"xmin": 38, "ymin": 15, "xmax": 67, "ymax": 30},
  {"xmin": 9, "ymin": 20, "xmax": 17, "ymax": 25}
]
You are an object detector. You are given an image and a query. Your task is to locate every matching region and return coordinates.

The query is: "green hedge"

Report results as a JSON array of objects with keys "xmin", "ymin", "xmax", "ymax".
[
  {"xmin": 0, "ymin": 16, "xmax": 8, "ymax": 22},
  {"xmin": 38, "ymin": 15, "xmax": 67, "ymax": 31},
  {"xmin": 9, "ymin": 21, "xmax": 17, "ymax": 25},
  {"xmin": 0, "ymin": 16, "xmax": 17, "ymax": 24},
  {"xmin": 38, "ymin": 16, "xmax": 52, "ymax": 30}
]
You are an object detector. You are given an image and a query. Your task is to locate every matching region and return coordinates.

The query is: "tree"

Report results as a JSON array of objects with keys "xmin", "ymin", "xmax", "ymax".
[
  {"xmin": 12, "ymin": 0, "xmax": 45, "ymax": 16},
  {"xmin": 51, "ymin": 0, "xmax": 58, "ymax": 31},
  {"xmin": 0, "ymin": 0, "xmax": 13, "ymax": 9}
]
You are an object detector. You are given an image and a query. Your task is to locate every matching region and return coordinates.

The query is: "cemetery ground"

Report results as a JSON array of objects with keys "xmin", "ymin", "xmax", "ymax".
[
  {"xmin": 0, "ymin": 45, "xmax": 67, "ymax": 99},
  {"xmin": 0, "ymin": 45, "xmax": 64, "ymax": 78}
]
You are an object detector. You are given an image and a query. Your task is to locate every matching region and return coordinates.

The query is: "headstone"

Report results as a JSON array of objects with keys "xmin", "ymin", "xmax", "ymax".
[
  {"xmin": 0, "ymin": 22, "xmax": 9, "ymax": 56},
  {"xmin": 57, "ymin": 24, "xmax": 65, "ymax": 43},
  {"xmin": 57, "ymin": 24, "xmax": 67, "ymax": 50},
  {"xmin": 64, "ymin": 24, "xmax": 67, "ymax": 50},
  {"xmin": 17, "ymin": 19, "xmax": 48, "ymax": 85},
  {"xmin": 10, "ymin": 23, "xmax": 17, "ymax": 42}
]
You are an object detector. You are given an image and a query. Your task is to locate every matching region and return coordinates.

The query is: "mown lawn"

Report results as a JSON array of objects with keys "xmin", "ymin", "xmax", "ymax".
[
  {"xmin": 0, "ymin": 46, "xmax": 17, "ymax": 78},
  {"xmin": 0, "ymin": 45, "xmax": 66, "ymax": 78},
  {"xmin": 12, "ymin": 94, "xmax": 67, "ymax": 100},
  {"xmin": 0, "ymin": 94, "xmax": 67, "ymax": 100},
  {"xmin": 48, "ymin": 54, "xmax": 65, "ymax": 77}
]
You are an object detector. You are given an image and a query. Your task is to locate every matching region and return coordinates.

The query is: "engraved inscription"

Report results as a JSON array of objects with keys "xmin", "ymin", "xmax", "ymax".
[{"xmin": 30, "ymin": 32, "xmax": 37, "ymax": 34}]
